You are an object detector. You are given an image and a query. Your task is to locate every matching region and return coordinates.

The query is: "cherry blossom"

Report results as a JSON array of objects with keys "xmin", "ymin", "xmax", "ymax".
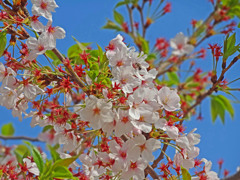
[
  {"xmin": 109, "ymin": 139, "xmax": 139, "ymax": 172},
  {"xmin": 31, "ymin": 15, "xmax": 44, "ymax": 32},
  {"xmin": 41, "ymin": 22, "xmax": 66, "ymax": 48},
  {"xmin": 106, "ymin": 34, "xmax": 128, "ymax": 59},
  {"xmin": 79, "ymin": 151, "xmax": 105, "ymax": 179},
  {"xmin": 114, "ymin": 109, "xmax": 134, "ymax": 137},
  {"xmin": 0, "ymin": 87, "xmax": 18, "ymax": 109},
  {"xmin": 0, "ymin": 62, "xmax": 16, "ymax": 82},
  {"xmin": 170, "ymin": 32, "xmax": 194, "ymax": 56},
  {"xmin": 79, "ymin": 95, "xmax": 114, "ymax": 130},
  {"xmin": 121, "ymin": 158, "xmax": 147, "ymax": 180},
  {"xmin": 129, "ymin": 134, "xmax": 161, "ymax": 162},
  {"xmin": 26, "ymin": 35, "xmax": 51, "ymax": 61},
  {"xmin": 155, "ymin": 118, "xmax": 179, "ymax": 139},
  {"xmin": 31, "ymin": 0, "xmax": 58, "ymax": 21},
  {"xmin": 22, "ymin": 158, "xmax": 40, "ymax": 176},
  {"xmin": 192, "ymin": 158, "xmax": 219, "ymax": 180},
  {"xmin": 157, "ymin": 86, "xmax": 181, "ymax": 111}
]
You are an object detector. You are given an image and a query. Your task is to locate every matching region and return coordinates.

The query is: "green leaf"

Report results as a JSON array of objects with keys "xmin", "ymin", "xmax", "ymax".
[
  {"xmin": 114, "ymin": 0, "xmax": 139, "ymax": 8},
  {"xmin": 211, "ymin": 96, "xmax": 226, "ymax": 124},
  {"xmin": 114, "ymin": 10, "xmax": 124, "ymax": 25},
  {"xmin": 72, "ymin": 36, "xmax": 88, "ymax": 51},
  {"xmin": 167, "ymin": 72, "xmax": 180, "ymax": 85},
  {"xmin": 211, "ymin": 97, "xmax": 218, "ymax": 123},
  {"xmin": 227, "ymin": 33, "xmax": 236, "ymax": 50},
  {"xmin": 45, "ymin": 50, "xmax": 61, "ymax": 66},
  {"xmin": 41, "ymin": 159, "xmax": 53, "ymax": 180},
  {"xmin": 67, "ymin": 44, "xmax": 82, "ymax": 58},
  {"xmin": 115, "ymin": 1, "xmax": 130, "ymax": 8},
  {"xmin": 87, "ymin": 62, "xmax": 99, "ymax": 81},
  {"xmin": 216, "ymin": 95, "xmax": 234, "ymax": 119},
  {"xmin": 225, "ymin": 45, "xmax": 240, "ymax": 59},
  {"xmin": 223, "ymin": 33, "xmax": 240, "ymax": 60},
  {"xmin": 14, "ymin": 145, "xmax": 30, "ymax": 156},
  {"xmin": 186, "ymin": 82, "xmax": 200, "ymax": 88},
  {"xmin": 137, "ymin": 36, "xmax": 149, "ymax": 54},
  {"xmin": 90, "ymin": 62, "xmax": 99, "ymax": 71},
  {"xmin": 132, "ymin": 0, "xmax": 139, "ymax": 5},
  {"xmin": 52, "ymin": 156, "xmax": 77, "ymax": 169},
  {"xmin": 47, "ymin": 145, "xmax": 60, "ymax": 162},
  {"xmin": 182, "ymin": 167, "xmax": 191, "ymax": 180},
  {"xmin": 0, "ymin": 31, "xmax": 7, "ymax": 57},
  {"xmin": 146, "ymin": 53, "xmax": 157, "ymax": 61},
  {"xmin": 52, "ymin": 166, "xmax": 73, "ymax": 179},
  {"xmin": 14, "ymin": 145, "xmax": 31, "ymax": 164},
  {"xmin": 97, "ymin": 44, "xmax": 103, "ymax": 62},
  {"xmin": 0, "ymin": 169, "xmax": 2, "ymax": 179},
  {"xmin": 194, "ymin": 22, "xmax": 206, "ymax": 37},
  {"xmin": 1, "ymin": 123, "xmax": 15, "ymax": 136},
  {"xmin": 89, "ymin": 50, "xmax": 99, "ymax": 61},
  {"xmin": 42, "ymin": 125, "xmax": 53, "ymax": 132},
  {"xmin": 102, "ymin": 19, "xmax": 122, "ymax": 31},
  {"xmin": 71, "ymin": 56, "xmax": 84, "ymax": 65},
  {"xmin": 32, "ymin": 146, "xmax": 44, "ymax": 174}
]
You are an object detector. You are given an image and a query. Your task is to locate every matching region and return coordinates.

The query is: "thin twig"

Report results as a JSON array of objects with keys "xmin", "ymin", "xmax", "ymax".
[
  {"xmin": 138, "ymin": 1, "xmax": 146, "ymax": 38},
  {"xmin": 126, "ymin": 4, "xmax": 134, "ymax": 34},
  {"xmin": 156, "ymin": 8, "xmax": 218, "ymax": 77},
  {"xmin": 0, "ymin": 135, "xmax": 40, "ymax": 142}
]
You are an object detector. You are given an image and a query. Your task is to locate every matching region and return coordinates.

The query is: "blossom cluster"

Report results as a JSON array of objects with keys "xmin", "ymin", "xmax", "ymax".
[{"xmin": 74, "ymin": 34, "xmax": 219, "ymax": 179}]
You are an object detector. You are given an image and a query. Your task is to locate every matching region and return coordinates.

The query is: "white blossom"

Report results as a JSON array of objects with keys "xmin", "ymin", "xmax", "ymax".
[
  {"xmin": 170, "ymin": 32, "xmax": 194, "ymax": 56},
  {"xmin": 79, "ymin": 95, "xmax": 114, "ymax": 130},
  {"xmin": 41, "ymin": 22, "xmax": 66, "ymax": 48},
  {"xmin": 129, "ymin": 135, "xmax": 161, "ymax": 162},
  {"xmin": 26, "ymin": 35, "xmax": 51, "ymax": 61},
  {"xmin": 31, "ymin": 0, "xmax": 58, "ymax": 21},
  {"xmin": 157, "ymin": 86, "xmax": 181, "ymax": 111},
  {"xmin": 23, "ymin": 158, "xmax": 40, "ymax": 176},
  {"xmin": 79, "ymin": 151, "xmax": 105, "ymax": 179}
]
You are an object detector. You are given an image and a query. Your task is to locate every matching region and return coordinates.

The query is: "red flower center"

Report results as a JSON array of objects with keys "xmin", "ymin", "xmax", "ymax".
[
  {"xmin": 93, "ymin": 107, "xmax": 101, "ymax": 115},
  {"xmin": 40, "ymin": 2, "xmax": 48, "ymax": 9},
  {"xmin": 130, "ymin": 162, "xmax": 137, "ymax": 169}
]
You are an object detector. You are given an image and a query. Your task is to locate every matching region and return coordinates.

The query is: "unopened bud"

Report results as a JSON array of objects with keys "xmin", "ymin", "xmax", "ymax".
[
  {"xmin": 13, "ymin": 0, "xmax": 21, "ymax": 6},
  {"xmin": 189, "ymin": 37, "xmax": 197, "ymax": 46},
  {"xmin": 10, "ymin": 35, "xmax": 16, "ymax": 46},
  {"xmin": 211, "ymin": 74, "xmax": 217, "ymax": 84},
  {"xmin": 145, "ymin": 17, "xmax": 153, "ymax": 29}
]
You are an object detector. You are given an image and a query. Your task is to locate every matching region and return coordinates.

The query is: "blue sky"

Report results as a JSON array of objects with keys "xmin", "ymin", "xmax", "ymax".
[{"xmin": 0, "ymin": 0, "xmax": 240, "ymax": 178}]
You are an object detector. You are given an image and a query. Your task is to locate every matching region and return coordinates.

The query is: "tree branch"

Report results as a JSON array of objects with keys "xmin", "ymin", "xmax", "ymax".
[
  {"xmin": 0, "ymin": 135, "xmax": 40, "ymax": 142},
  {"xmin": 126, "ymin": 4, "xmax": 134, "ymax": 34},
  {"xmin": 51, "ymin": 48, "xmax": 89, "ymax": 95},
  {"xmin": 182, "ymin": 55, "xmax": 240, "ymax": 119},
  {"xmin": 222, "ymin": 171, "xmax": 240, "ymax": 180},
  {"xmin": 137, "ymin": 1, "xmax": 146, "ymax": 38},
  {"xmin": 151, "ymin": 143, "xmax": 168, "ymax": 169}
]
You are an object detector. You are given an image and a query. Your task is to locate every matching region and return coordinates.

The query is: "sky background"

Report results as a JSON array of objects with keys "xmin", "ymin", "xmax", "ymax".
[{"xmin": 0, "ymin": 0, "xmax": 240, "ymax": 178}]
